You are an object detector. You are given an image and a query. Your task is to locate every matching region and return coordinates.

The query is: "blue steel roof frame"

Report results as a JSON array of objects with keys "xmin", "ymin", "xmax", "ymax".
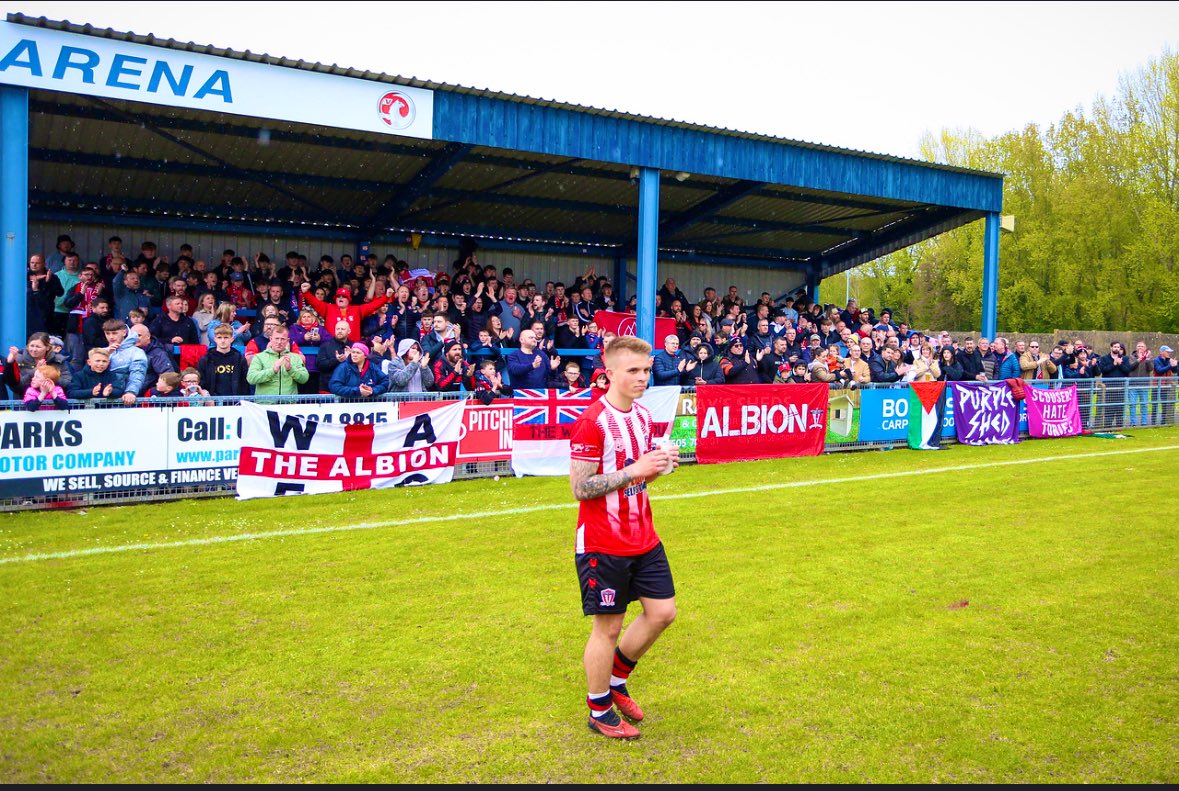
[
  {"xmin": 10, "ymin": 14, "xmax": 1004, "ymax": 279},
  {"xmin": 432, "ymin": 92, "xmax": 1002, "ymax": 213}
]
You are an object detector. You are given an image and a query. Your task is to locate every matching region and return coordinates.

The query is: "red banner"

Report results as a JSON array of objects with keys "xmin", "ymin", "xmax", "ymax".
[
  {"xmin": 695, "ymin": 384, "xmax": 829, "ymax": 463},
  {"xmin": 397, "ymin": 401, "xmax": 513, "ymax": 463},
  {"xmin": 593, "ymin": 310, "xmax": 677, "ymax": 344}
]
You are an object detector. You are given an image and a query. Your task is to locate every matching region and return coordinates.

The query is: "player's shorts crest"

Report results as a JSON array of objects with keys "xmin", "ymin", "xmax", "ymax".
[{"xmin": 599, "ymin": 588, "xmax": 616, "ymax": 607}]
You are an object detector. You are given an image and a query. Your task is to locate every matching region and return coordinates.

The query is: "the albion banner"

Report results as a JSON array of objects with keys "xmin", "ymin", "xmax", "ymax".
[
  {"xmin": 694, "ymin": 384, "xmax": 828, "ymax": 463},
  {"xmin": 236, "ymin": 399, "xmax": 466, "ymax": 499},
  {"xmin": 950, "ymin": 382, "xmax": 1022, "ymax": 445},
  {"xmin": 1024, "ymin": 385, "xmax": 1082, "ymax": 438}
]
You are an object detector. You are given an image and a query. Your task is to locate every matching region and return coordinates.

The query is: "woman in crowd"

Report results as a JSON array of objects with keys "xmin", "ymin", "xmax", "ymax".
[
  {"xmin": 907, "ymin": 342, "xmax": 941, "ymax": 382},
  {"xmin": 329, "ymin": 342, "xmax": 389, "ymax": 399},
  {"xmin": 486, "ymin": 314, "xmax": 515, "ymax": 348},
  {"xmin": 205, "ymin": 302, "xmax": 252, "ymax": 347},
  {"xmin": 191, "ymin": 292, "xmax": 218, "ymax": 341},
  {"xmin": 289, "ymin": 307, "xmax": 324, "ymax": 348},
  {"xmin": 937, "ymin": 345, "xmax": 966, "ymax": 381},
  {"xmin": 5, "ymin": 332, "xmax": 74, "ymax": 392}
]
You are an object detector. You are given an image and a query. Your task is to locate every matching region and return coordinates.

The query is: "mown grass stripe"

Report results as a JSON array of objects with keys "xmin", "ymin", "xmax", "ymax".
[{"xmin": 3, "ymin": 442, "xmax": 1175, "ymax": 566}]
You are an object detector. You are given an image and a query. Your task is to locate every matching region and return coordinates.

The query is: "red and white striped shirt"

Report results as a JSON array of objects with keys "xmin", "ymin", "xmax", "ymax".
[{"xmin": 569, "ymin": 397, "xmax": 659, "ymax": 556}]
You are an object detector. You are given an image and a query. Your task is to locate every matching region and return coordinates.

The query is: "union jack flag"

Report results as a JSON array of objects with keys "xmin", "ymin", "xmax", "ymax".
[{"xmin": 513, "ymin": 388, "xmax": 593, "ymax": 426}]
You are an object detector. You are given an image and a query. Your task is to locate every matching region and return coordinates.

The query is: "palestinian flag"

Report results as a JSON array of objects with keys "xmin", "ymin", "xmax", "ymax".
[{"xmin": 907, "ymin": 381, "xmax": 946, "ymax": 450}]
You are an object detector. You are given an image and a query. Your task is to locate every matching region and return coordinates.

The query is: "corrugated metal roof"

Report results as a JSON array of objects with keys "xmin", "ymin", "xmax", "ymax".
[{"xmin": 8, "ymin": 13, "xmax": 1003, "ymax": 181}]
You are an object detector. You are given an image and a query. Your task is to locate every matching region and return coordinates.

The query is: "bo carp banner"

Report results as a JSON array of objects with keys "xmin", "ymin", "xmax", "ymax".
[
  {"xmin": 695, "ymin": 384, "xmax": 828, "ymax": 463},
  {"xmin": 1025, "ymin": 385, "xmax": 1082, "ymax": 438},
  {"xmin": 949, "ymin": 382, "xmax": 1021, "ymax": 445},
  {"xmin": 236, "ymin": 399, "xmax": 466, "ymax": 499}
]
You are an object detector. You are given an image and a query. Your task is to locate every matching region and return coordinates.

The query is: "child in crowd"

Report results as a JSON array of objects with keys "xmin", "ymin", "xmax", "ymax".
[
  {"xmin": 23, "ymin": 365, "xmax": 69, "ymax": 411},
  {"xmin": 178, "ymin": 367, "xmax": 213, "ymax": 406},
  {"xmin": 68, "ymin": 348, "xmax": 119, "ymax": 400},
  {"xmin": 149, "ymin": 371, "xmax": 182, "ymax": 398},
  {"xmin": 588, "ymin": 367, "xmax": 610, "ymax": 401},
  {"xmin": 128, "ymin": 308, "xmax": 147, "ymax": 327},
  {"xmin": 472, "ymin": 359, "xmax": 506, "ymax": 404}
]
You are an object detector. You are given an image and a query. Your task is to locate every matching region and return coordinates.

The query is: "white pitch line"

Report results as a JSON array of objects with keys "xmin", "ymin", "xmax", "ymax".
[{"xmin": 2, "ymin": 442, "xmax": 1176, "ymax": 566}]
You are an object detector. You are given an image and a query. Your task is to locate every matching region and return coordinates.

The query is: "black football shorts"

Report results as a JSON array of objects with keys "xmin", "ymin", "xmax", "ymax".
[{"xmin": 575, "ymin": 542, "xmax": 675, "ymax": 615}]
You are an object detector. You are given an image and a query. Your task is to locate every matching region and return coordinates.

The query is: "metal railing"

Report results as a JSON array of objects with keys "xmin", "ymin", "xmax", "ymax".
[{"xmin": 0, "ymin": 377, "xmax": 1172, "ymax": 511}]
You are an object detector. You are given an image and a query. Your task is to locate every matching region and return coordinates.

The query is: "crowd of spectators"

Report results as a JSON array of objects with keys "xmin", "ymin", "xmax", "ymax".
[{"xmin": 9, "ymin": 233, "xmax": 1178, "ymax": 426}]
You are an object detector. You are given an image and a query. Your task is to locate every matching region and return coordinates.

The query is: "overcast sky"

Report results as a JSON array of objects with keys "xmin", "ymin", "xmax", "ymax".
[{"xmin": 6, "ymin": 1, "xmax": 1179, "ymax": 160}]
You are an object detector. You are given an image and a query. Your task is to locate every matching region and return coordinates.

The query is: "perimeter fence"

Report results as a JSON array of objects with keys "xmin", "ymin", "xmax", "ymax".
[{"xmin": 0, "ymin": 378, "xmax": 1172, "ymax": 511}]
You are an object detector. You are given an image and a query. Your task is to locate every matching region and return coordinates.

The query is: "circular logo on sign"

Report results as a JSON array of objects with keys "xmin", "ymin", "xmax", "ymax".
[
  {"xmin": 617, "ymin": 317, "xmax": 637, "ymax": 337},
  {"xmin": 377, "ymin": 90, "xmax": 415, "ymax": 130}
]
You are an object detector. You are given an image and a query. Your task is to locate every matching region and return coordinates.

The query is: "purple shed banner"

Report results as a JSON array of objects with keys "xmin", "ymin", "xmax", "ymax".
[
  {"xmin": 950, "ymin": 382, "xmax": 1022, "ymax": 445},
  {"xmin": 1025, "ymin": 385, "xmax": 1082, "ymax": 438}
]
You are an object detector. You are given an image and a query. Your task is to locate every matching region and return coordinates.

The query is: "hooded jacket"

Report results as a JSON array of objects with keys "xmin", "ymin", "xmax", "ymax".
[
  {"xmin": 686, "ymin": 344, "xmax": 724, "ymax": 385},
  {"xmin": 108, "ymin": 333, "xmax": 148, "ymax": 397},
  {"xmin": 387, "ymin": 338, "xmax": 436, "ymax": 393}
]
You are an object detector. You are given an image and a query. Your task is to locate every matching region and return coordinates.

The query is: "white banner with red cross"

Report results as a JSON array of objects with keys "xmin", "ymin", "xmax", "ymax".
[{"xmin": 235, "ymin": 399, "xmax": 466, "ymax": 499}]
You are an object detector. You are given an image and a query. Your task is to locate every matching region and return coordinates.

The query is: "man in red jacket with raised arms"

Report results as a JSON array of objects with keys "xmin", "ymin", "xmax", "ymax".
[
  {"xmin": 568, "ymin": 335, "xmax": 679, "ymax": 740},
  {"xmin": 300, "ymin": 282, "xmax": 392, "ymax": 343}
]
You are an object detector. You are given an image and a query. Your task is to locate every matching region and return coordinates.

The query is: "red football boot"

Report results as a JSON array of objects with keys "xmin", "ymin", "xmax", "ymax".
[
  {"xmin": 611, "ymin": 689, "xmax": 645, "ymax": 722},
  {"xmin": 587, "ymin": 715, "xmax": 641, "ymax": 740}
]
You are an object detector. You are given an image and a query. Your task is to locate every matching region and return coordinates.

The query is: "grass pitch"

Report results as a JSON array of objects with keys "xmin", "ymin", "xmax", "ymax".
[{"xmin": 1, "ymin": 429, "xmax": 1177, "ymax": 782}]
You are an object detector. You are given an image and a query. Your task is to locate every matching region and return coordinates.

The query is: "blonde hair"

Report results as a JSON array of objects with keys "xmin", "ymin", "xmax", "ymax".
[
  {"xmin": 214, "ymin": 302, "xmax": 236, "ymax": 323},
  {"xmin": 603, "ymin": 335, "xmax": 652, "ymax": 363}
]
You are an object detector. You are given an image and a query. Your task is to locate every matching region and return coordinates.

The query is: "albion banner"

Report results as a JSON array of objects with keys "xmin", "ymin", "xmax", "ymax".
[
  {"xmin": 950, "ymin": 382, "xmax": 1022, "ymax": 445},
  {"xmin": 236, "ymin": 400, "xmax": 465, "ymax": 499},
  {"xmin": 695, "ymin": 384, "xmax": 828, "ymax": 463},
  {"xmin": 1025, "ymin": 385, "xmax": 1082, "ymax": 438}
]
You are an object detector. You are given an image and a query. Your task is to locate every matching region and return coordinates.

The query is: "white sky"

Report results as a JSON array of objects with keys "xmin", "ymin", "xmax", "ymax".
[{"xmin": 6, "ymin": 0, "xmax": 1179, "ymax": 160}]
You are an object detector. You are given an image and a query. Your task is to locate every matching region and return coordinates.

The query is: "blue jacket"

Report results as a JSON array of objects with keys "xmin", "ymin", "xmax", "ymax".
[
  {"xmin": 329, "ymin": 358, "xmax": 390, "ymax": 398},
  {"xmin": 994, "ymin": 350, "xmax": 1021, "ymax": 380},
  {"xmin": 652, "ymin": 350, "xmax": 686, "ymax": 387},
  {"xmin": 109, "ymin": 333, "xmax": 148, "ymax": 397},
  {"xmin": 1154, "ymin": 354, "xmax": 1177, "ymax": 376}
]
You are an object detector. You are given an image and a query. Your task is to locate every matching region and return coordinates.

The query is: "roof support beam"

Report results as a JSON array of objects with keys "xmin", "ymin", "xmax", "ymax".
[
  {"xmin": 658, "ymin": 179, "xmax": 764, "ymax": 238},
  {"xmin": 87, "ymin": 98, "xmax": 335, "ymax": 218},
  {"xmin": 362, "ymin": 142, "xmax": 471, "ymax": 232},
  {"xmin": 30, "ymin": 147, "xmax": 391, "ymax": 194}
]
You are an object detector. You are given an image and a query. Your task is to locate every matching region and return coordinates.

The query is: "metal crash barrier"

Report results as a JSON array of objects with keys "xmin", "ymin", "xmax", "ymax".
[{"xmin": 0, "ymin": 378, "xmax": 1173, "ymax": 511}]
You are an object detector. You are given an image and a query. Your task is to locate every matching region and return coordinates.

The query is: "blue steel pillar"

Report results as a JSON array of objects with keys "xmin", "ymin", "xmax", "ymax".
[
  {"xmin": 0, "ymin": 86, "xmax": 28, "ymax": 352},
  {"xmin": 981, "ymin": 212, "xmax": 1000, "ymax": 339},
  {"xmin": 0, "ymin": 86, "xmax": 27, "ymax": 353},
  {"xmin": 635, "ymin": 167, "xmax": 660, "ymax": 346}
]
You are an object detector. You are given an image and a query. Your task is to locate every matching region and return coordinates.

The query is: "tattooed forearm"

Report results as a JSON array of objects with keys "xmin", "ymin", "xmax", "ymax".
[{"xmin": 570, "ymin": 460, "xmax": 632, "ymax": 501}]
